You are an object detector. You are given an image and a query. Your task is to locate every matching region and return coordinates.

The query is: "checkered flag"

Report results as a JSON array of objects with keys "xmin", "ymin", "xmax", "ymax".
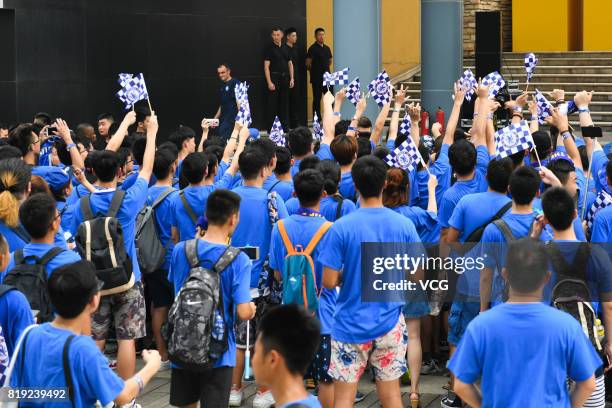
[
  {"xmin": 0, "ymin": 325, "xmax": 8, "ymax": 386},
  {"xmin": 385, "ymin": 137, "xmax": 420, "ymax": 172},
  {"xmin": 460, "ymin": 69, "xmax": 477, "ymax": 101},
  {"xmin": 116, "ymin": 73, "xmax": 149, "ymax": 109},
  {"xmin": 586, "ymin": 190, "xmax": 612, "ymax": 231},
  {"xmin": 494, "ymin": 120, "xmax": 534, "ymax": 159},
  {"xmin": 235, "ymin": 101, "xmax": 252, "ymax": 127},
  {"xmin": 534, "ymin": 89, "xmax": 553, "ymax": 125},
  {"xmin": 368, "ymin": 70, "xmax": 392, "ymax": 107},
  {"xmin": 482, "ymin": 71, "xmax": 506, "ymax": 99},
  {"xmin": 312, "ymin": 112, "xmax": 324, "ymax": 142},
  {"xmin": 346, "ymin": 78, "xmax": 361, "ymax": 106},
  {"xmin": 235, "ymin": 81, "xmax": 249, "ymax": 104},
  {"xmin": 525, "ymin": 53, "xmax": 538, "ymax": 82},
  {"xmin": 399, "ymin": 113, "xmax": 411, "ymax": 137},
  {"xmin": 270, "ymin": 116, "xmax": 285, "ymax": 147},
  {"xmin": 323, "ymin": 67, "xmax": 350, "ymax": 87}
]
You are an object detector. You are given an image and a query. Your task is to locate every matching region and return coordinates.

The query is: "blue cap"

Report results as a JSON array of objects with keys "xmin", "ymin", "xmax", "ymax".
[
  {"xmin": 248, "ymin": 128, "xmax": 260, "ymax": 140},
  {"xmin": 548, "ymin": 151, "xmax": 574, "ymax": 165},
  {"xmin": 32, "ymin": 166, "xmax": 71, "ymax": 192}
]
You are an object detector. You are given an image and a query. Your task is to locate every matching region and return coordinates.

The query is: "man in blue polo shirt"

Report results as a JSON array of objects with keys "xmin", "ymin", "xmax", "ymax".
[{"xmin": 214, "ymin": 63, "xmax": 240, "ymax": 140}]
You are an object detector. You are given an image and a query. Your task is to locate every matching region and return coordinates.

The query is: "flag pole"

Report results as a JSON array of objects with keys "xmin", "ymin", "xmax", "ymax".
[
  {"xmin": 532, "ymin": 144, "xmax": 543, "ymax": 169},
  {"xmin": 581, "ymin": 147, "xmax": 595, "ymax": 220}
]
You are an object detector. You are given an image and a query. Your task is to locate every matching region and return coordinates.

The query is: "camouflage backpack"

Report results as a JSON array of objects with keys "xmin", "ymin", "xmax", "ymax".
[{"xmin": 163, "ymin": 239, "xmax": 240, "ymax": 371}]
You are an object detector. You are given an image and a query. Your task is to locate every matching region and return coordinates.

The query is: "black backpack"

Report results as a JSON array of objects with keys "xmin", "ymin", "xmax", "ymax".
[
  {"xmin": 135, "ymin": 188, "xmax": 175, "ymax": 274},
  {"xmin": 3, "ymin": 247, "xmax": 64, "ymax": 322},
  {"xmin": 163, "ymin": 240, "xmax": 240, "ymax": 371},
  {"xmin": 461, "ymin": 202, "xmax": 512, "ymax": 254},
  {"xmin": 548, "ymin": 242, "xmax": 602, "ymax": 352},
  {"xmin": 74, "ymin": 190, "xmax": 134, "ymax": 296}
]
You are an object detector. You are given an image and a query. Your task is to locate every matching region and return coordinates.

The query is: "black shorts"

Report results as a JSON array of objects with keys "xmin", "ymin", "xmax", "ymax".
[
  {"xmin": 143, "ymin": 269, "xmax": 174, "ymax": 308},
  {"xmin": 305, "ymin": 334, "xmax": 332, "ymax": 383},
  {"xmin": 170, "ymin": 366, "xmax": 233, "ymax": 407}
]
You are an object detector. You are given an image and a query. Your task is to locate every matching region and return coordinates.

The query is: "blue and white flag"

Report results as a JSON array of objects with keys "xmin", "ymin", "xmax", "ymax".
[
  {"xmin": 460, "ymin": 69, "xmax": 477, "ymax": 101},
  {"xmin": 399, "ymin": 113, "xmax": 411, "ymax": 137},
  {"xmin": 385, "ymin": 137, "xmax": 420, "ymax": 172},
  {"xmin": 586, "ymin": 190, "xmax": 612, "ymax": 231},
  {"xmin": 482, "ymin": 71, "xmax": 506, "ymax": 99},
  {"xmin": 270, "ymin": 116, "xmax": 285, "ymax": 147},
  {"xmin": 235, "ymin": 101, "xmax": 252, "ymax": 127},
  {"xmin": 323, "ymin": 67, "xmax": 350, "ymax": 87},
  {"xmin": 534, "ymin": 89, "xmax": 553, "ymax": 125},
  {"xmin": 346, "ymin": 78, "xmax": 361, "ymax": 106},
  {"xmin": 494, "ymin": 120, "xmax": 534, "ymax": 159},
  {"xmin": 116, "ymin": 73, "xmax": 149, "ymax": 109},
  {"xmin": 312, "ymin": 112, "xmax": 324, "ymax": 142},
  {"xmin": 368, "ymin": 70, "xmax": 392, "ymax": 107},
  {"xmin": 525, "ymin": 53, "xmax": 538, "ymax": 82},
  {"xmin": 235, "ymin": 81, "xmax": 249, "ymax": 104}
]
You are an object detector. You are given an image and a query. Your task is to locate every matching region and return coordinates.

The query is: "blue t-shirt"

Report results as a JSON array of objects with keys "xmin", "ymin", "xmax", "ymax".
[
  {"xmin": 168, "ymin": 240, "xmax": 251, "ymax": 367},
  {"xmin": 339, "ymin": 172, "xmax": 357, "ymax": 202},
  {"xmin": 390, "ymin": 205, "xmax": 440, "ymax": 244},
  {"xmin": 319, "ymin": 207, "xmax": 422, "ymax": 343},
  {"xmin": 231, "ymin": 186, "xmax": 288, "ymax": 289},
  {"xmin": 170, "ymin": 185, "xmax": 214, "ymax": 242},
  {"xmin": 57, "ymin": 201, "xmax": 73, "ymax": 237},
  {"xmin": 592, "ymin": 150, "xmax": 610, "ymax": 194},
  {"xmin": 438, "ymin": 145, "xmax": 491, "ymax": 228},
  {"xmin": 591, "ymin": 205, "xmax": 612, "ymax": 243},
  {"xmin": 279, "ymin": 395, "xmax": 322, "ymax": 408},
  {"xmin": 448, "ymin": 303, "xmax": 602, "ymax": 408},
  {"xmin": 147, "ymin": 186, "xmax": 179, "ymax": 270},
  {"xmin": 532, "ymin": 198, "xmax": 586, "ymax": 241},
  {"xmin": 269, "ymin": 215, "xmax": 337, "ymax": 335},
  {"xmin": 285, "ymin": 196, "xmax": 356, "ymax": 222},
  {"xmin": 0, "ymin": 222, "xmax": 68, "ymax": 253},
  {"xmin": 290, "ymin": 144, "xmax": 334, "ymax": 177},
  {"xmin": 431, "ymin": 144, "xmax": 452, "ymax": 207},
  {"xmin": 215, "ymin": 161, "xmax": 230, "ymax": 183},
  {"xmin": 70, "ymin": 179, "xmax": 148, "ymax": 281},
  {"xmin": 412, "ymin": 169, "xmax": 430, "ymax": 210},
  {"xmin": 448, "ymin": 192, "xmax": 511, "ymax": 242},
  {"xmin": 264, "ymin": 176, "xmax": 294, "ymax": 202},
  {"xmin": 0, "ymin": 289, "xmax": 34, "ymax": 357},
  {"xmin": 2, "ymin": 243, "xmax": 81, "ymax": 282},
  {"xmin": 12, "ymin": 324, "xmax": 125, "ymax": 407}
]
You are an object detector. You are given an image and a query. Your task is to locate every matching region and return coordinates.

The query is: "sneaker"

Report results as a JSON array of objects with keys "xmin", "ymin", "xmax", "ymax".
[
  {"xmin": 159, "ymin": 359, "xmax": 171, "ymax": 371},
  {"xmin": 228, "ymin": 385, "xmax": 243, "ymax": 407},
  {"xmin": 253, "ymin": 390, "xmax": 275, "ymax": 408},
  {"xmin": 354, "ymin": 391, "xmax": 366, "ymax": 403},
  {"xmin": 108, "ymin": 359, "xmax": 117, "ymax": 370},
  {"xmin": 440, "ymin": 392, "xmax": 464, "ymax": 408},
  {"xmin": 115, "ymin": 399, "xmax": 141, "ymax": 408},
  {"xmin": 420, "ymin": 359, "xmax": 440, "ymax": 375}
]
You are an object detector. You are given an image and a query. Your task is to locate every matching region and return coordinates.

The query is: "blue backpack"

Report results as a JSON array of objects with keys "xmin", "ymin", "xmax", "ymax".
[{"xmin": 277, "ymin": 220, "xmax": 331, "ymax": 313}]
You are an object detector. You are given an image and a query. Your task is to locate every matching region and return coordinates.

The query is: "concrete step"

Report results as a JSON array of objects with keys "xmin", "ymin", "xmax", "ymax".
[
  {"xmin": 465, "ymin": 57, "xmax": 612, "ymax": 67},
  {"xmin": 400, "ymin": 81, "xmax": 612, "ymax": 93},
  {"xmin": 464, "ymin": 66, "xmax": 612, "ymax": 75},
  {"xmin": 504, "ymin": 51, "xmax": 612, "ymax": 59}
]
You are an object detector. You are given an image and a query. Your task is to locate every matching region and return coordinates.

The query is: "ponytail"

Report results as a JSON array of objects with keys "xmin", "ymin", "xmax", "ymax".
[{"xmin": 0, "ymin": 159, "xmax": 31, "ymax": 227}]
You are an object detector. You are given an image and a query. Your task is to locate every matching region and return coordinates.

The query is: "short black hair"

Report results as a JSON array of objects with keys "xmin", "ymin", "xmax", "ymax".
[
  {"xmin": 294, "ymin": 169, "xmax": 324, "ymax": 207},
  {"xmin": 352, "ymin": 155, "xmax": 387, "ymax": 198},
  {"xmin": 34, "ymin": 112, "xmax": 52, "ymax": 126},
  {"xmin": 250, "ymin": 138, "xmax": 277, "ymax": 166},
  {"xmin": 8, "ymin": 124, "xmax": 37, "ymax": 156},
  {"xmin": 509, "ymin": 166, "xmax": 541, "ymax": 205},
  {"xmin": 205, "ymin": 145, "xmax": 224, "ymax": 163},
  {"xmin": 274, "ymin": 146, "xmax": 292, "ymax": 175},
  {"xmin": 238, "ymin": 148, "xmax": 268, "ymax": 181},
  {"xmin": 372, "ymin": 146, "xmax": 390, "ymax": 162},
  {"xmin": 130, "ymin": 136, "xmax": 147, "ymax": 166},
  {"xmin": 135, "ymin": 106, "xmax": 151, "ymax": 124},
  {"xmin": 542, "ymin": 186, "xmax": 575, "ymax": 231},
  {"xmin": 169, "ymin": 126, "xmax": 195, "ymax": 151},
  {"xmin": 357, "ymin": 116, "xmax": 372, "ymax": 129},
  {"xmin": 117, "ymin": 147, "xmax": 131, "ymax": 168},
  {"xmin": 532, "ymin": 130, "xmax": 552, "ymax": 160},
  {"xmin": 546, "ymin": 158, "xmax": 575, "ymax": 187},
  {"xmin": 206, "ymin": 189, "xmax": 241, "ymax": 226},
  {"xmin": 271, "ymin": 27, "xmax": 283, "ymax": 33},
  {"xmin": 314, "ymin": 27, "xmax": 325, "ymax": 35},
  {"xmin": 182, "ymin": 152, "xmax": 208, "ymax": 184},
  {"xmin": 204, "ymin": 151, "xmax": 219, "ymax": 178},
  {"xmin": 153, "ymin": 148, "xmax": 177, "ymax": 180},
  {"xmin": 218, "ymin": 63, "xmax": 231, "ymax": 70},
  {"xmin": 486, "ymin": 158, "xmax": 513, "ymax": 194},
  {"xmin": 287, "ymin": 127, "xmax": 313, "ymax": 157},
  {"xmin": 299, "ymin": 155, "xmax": 320, "ymax": 172},
  {"xmin": 317, "ymin": 159, "xmax": 341, "ymax": 195},
  {"xmin": 357, "ymin": 137, "xmax": 372, "ymax": 158},
  {"xmin": 334, "ymin": 120, "xmax": 350, "ymax": 137},
  {"xmin": 258, "ymin": 304, "xmax": 320, "ymax": 375},
  {"xmin": 158, "ymin": 141, "xmax": 179, "ymax": 157},
  {"xmin": 92, "ymin": 150, "xmax": 120, "ymax": 182},
  {"xmin": 449, "ymin": 139, "xmax": 477, "ymax": 176},
  {"xmin": 96, "ymin": 113, "xmax": 114, "ymax": 122},
  {"xmin": 0, "ymin": 145, "xmax": 23, "ymax": 161},
  {"xmin": 48, "ymin": 260, "xmax": 100, "ymax": 319},
  {"xmin": 508, "ymin": 150, "xmax": 526, "ymax": 169},
  {"xmin": 19, "ymin": 193, "xmax": 57, "ymax": 239},
  {"xmin": 506, "ymin": 238, "xmax": 549, "ymax": 294},
  {"xmin": 285, "ymin": 27, "xmax": 297, "ymax": 36}
]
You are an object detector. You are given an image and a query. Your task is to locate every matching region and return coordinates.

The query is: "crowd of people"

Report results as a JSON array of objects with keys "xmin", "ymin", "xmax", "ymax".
[{"xmin": 0, "ymin": 69, "xmax": 611, "ymax": 408}]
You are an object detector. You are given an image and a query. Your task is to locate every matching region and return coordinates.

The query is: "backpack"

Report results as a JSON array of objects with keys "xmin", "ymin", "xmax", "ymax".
[
  {"xmin": 180, "ymin": 190, "xmax": 199, "ymax": 225},
  {"xmin": 3, "ymin": 248, "xmax": 64, "ymax": 322},
  {"xmin": 277, "ymin": 219, "xmax": 331, "ymax": 313},
  {"xmin": 267, "ymin": 180, "xmax": 282, "ymax": 194},
  {"xmin": 461, "ymin": 202, "xmax": 512, "ymax": 254},
  {"xmin": 164, "ymin": 240, "xmax": 240, "ymax": 371},
  {"xmin": 548, "ymin": 242, "xmax": 602, "ymax": 352},
  {"xmin": 135, "ymin": 188, "xmax": 175, "ymax": 275},
  {"xmin": 74, "ymin": 190, "xmax": 134, "ymax": 296},
  {"xmin": 331, "ymin": 194, "xmax": 344, "ymax": 221}
]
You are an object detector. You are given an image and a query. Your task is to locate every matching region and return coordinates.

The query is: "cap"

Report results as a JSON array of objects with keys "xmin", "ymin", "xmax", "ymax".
[
  {"xmin": 248, "ymin": 128, "xmax": 260, "ymax": 140},
  {"xmin": 548, "ymin": 151, "xmax": 573, "ymax": 165},
  {"xmin": 31, "ymin": 166, "xmax": 70, "ymax": 192}
]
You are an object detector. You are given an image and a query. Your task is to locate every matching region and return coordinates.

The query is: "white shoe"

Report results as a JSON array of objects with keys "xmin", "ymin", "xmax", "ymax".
[
  {"xmin": 159, "ymin": 359, "xmax": 172, "ymax": 371},
  {"xmin": 229, "ymin": 385, "xmax": 244, "ymax": 407},
  {"xmin": 253, "ymin": 390, "xmax": 275, "ymax": 408},
  {"xmin": 116, "ymin": 399, "xmax": 141, "ymax": 408}
]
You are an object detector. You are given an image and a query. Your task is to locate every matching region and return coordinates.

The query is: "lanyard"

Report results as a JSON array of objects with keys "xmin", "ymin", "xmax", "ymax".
[{"xmin": 296, "ymin": 207, "xmax": 324, "ymax": 218}]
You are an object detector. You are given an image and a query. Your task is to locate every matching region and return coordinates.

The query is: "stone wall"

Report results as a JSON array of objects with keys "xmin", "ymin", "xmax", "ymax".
[{"xmin": 464, "ymin": 0, "xmax": 512, "ymax": 56}]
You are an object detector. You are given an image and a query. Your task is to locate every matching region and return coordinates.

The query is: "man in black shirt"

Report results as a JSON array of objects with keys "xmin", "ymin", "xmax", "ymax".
[
  {"xmin": 214, "ymin": 63, "xmax": 240, "ymax": 140},
  {"xmin": 306, "ymin": 27, "xmax": 333, "ymax": 121},
  {"xmin": 284, "ymin": 27, "xmax": 300, "ymax": 129},
  {"xmin": 264, "ymin": 27, "xmax": 294, "ymax": 131}
]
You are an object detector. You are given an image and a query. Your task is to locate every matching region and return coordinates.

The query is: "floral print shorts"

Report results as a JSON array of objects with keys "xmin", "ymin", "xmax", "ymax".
[{"xmin": 329, "ymin": 316, "xmax": 408, "ymax": 383}]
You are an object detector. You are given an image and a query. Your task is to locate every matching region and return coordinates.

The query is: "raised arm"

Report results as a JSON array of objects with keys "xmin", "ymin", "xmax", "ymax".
[
  {"xmin": 550, "ymin": 107, "xmax": 583, "ymax": 171},
  {"xmin": 372, "ymin": 100, "xmax": 392, "ymax": 145},
  {"xmin": 222, "ymin": 123, "xmax": 241, "ymax": 164},
  {"xmin": 333, "ymin": 88, "xmax": 346, "ymax": 125},
  {"xmin": 346, "ymin": 96, "xmax": 367, "ymax": 138},
  {"xmin": 138, "ymin": 112, "xmax": 158, "ymax": 182},
  {"xmin": 427, "ymin": 175, "xmax": 438, "ymax": 214},
  {"xmin": 198, "ymin": 119, "xmax": 210, "ymax": 152},
  {"xmin": 226, "ymin": 125, "xmax": 249, "ymax": 175},
  {"xmin": 527, "ymin": 98, "xmax": 539, "ymax": 134},
  {"xmin": 322, "ymin": 91, "xmax": 335, "ymax": 145},
  {"xmin": 55, "ymin": 119, "xmax": 85, "ymax": 170},
  {"xmin": 407, "ymin": 102, "xmax": 422, "ymax": 148},
  {"xmin": 105, "ymin": 111, "xmax": 136, "ymax": 152},
  {"xmin": 443, "ymin": 81, "xmax": 466, "ymax": 146}
]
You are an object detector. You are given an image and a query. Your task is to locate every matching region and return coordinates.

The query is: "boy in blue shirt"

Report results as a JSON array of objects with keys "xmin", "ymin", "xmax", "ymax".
[
  {"xmin": 269, "ymin": 169, "xmax": 335, "ymax": 408},
  {"xmin": 230, "ymin": 146, "xmax": 289, "ymax": 408},
  {"xmin": 11, "ymin": 260, "xmax": 162, "ymax": 408},
  {"xmin": 591, "ymin": 160, "xmax": 612, "ymax": 242},
  {"xmin": 169, "ymin": 189, "xmax": 255, "ymax": 408},
  {"xmin": 449, "ymin": 238, "xmax": 600, "ymax": 408},
  {"xmin": 331, "ymin": 135, "xmax": 357, "ymax": 202},
  {"xmin": 69, "ymin": 112, "xmax": 157, "ymax": 394},
  {"xmin": 169, "ymin": 125, "xmax": 196, "ymax": 187},
  {"xmin": 252, "ymin": 305, "xmax": 322, "ymax": 408},
  {"xmin": 268, "ymin": 146, "xmax": 294, "ymax": 201},
  {"xmin": 320, "ymin": 156, "xmax": 423, "ymax": 408}
]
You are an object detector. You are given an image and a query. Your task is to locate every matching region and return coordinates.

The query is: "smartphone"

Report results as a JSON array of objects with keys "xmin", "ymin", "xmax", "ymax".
[
  {"xmin": 582, "ymin": 126, "xmax": 603, "ymax": 138},
  {"xmin": 46, "ymin": 127, "xmax": 58, "ymax": 136},
  {"xmin": 239, "ymin": 246, "xmax": 260, "ymax": 261},
  {"xmin": 204, "ymin": 119, "xmax": 219, "ymax": 128}
]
